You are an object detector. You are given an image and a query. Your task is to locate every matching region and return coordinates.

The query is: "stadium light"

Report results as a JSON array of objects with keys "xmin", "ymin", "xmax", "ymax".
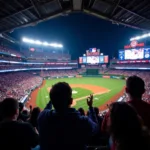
[
  {"xmin": 22, "ymin": 37, "xmax": 63, "ymax": 48},
  {"xmin": 35, "ymin": 40, "xmax": 42, "ymax": 45},
  {"xmin": 130, "ymin": 33, "xmax": 150, "ymax": 41},
  {"xmin": 43, "ymin": 42, "xmax": 49, "ymax": 46}
]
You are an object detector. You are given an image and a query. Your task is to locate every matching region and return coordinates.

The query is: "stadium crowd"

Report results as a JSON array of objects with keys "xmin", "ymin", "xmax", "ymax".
[
  {"xmin": 0, "ymin": 72, "xmax": 42, "ymax": 101},
  {"xmin": 0, "ymin": 46, "xmax": 23, "ymax": 57},
  {"xmin": 0, "ymin": 55, "xmax": 24, "ymax": 62},
  {"xmin": 0, "ymin": 76, "xmax": 150, "ymax": 150},
  {"xmin": 0, "ymin": 64, "xmax": 78, "ymax": 70}
]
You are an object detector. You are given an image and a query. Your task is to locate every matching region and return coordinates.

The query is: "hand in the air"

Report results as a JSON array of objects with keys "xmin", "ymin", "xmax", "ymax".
[{"xmin": 87, "ymin": 94, "xmax": 93, "ymax": 107}]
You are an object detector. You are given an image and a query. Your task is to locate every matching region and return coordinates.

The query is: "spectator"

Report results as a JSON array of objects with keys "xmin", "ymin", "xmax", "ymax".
[
  {"xmin": 88, "ymin": 107, "xmax": 106, "ymax": 146},
  {"xmin": 78, "ymin": 107, "xmax": 85, "ymax": 116},
  {"xmin": 28, "ymin": 107, "xmax": 41, "ymax": 130},
  {"xmin": 21, "ymin": 110, "xmax": 30, "ymax": 122},
  {"xmin": 109, "ymin": 102, "xmax": 150, "ymax": 150},
  {"xmin": 0, "ymin": 98, "xmax": 39, "ymax": 150},
  {"xmin": 126, "ymin": 76, "xmax": 150, "ymax": 129},
  {"xmin": 94, "ymin": 107, "xmax": 103, "ymax": 128},
  {"xmin": 18, "ymin": 102, "xmax": 25, "ymax": 121},
  {"xmin": 38, "ymin": 82, "xmax": 98, "ymax": 150}
]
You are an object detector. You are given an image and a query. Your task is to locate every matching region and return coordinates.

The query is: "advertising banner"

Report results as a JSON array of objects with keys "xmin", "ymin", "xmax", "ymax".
[{"xmin": 103, "ymin": 76, "xmax": 110, "ymax": 78}]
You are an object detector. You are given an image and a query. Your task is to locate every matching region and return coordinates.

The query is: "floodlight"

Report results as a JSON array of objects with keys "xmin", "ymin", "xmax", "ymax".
[
  {"xmin": 130, "ymin": 33, "xmax": 150, "ymax": 41},
  {"xmin": 22, "ymin": 37, "xmax": 63, "ymax": 48},
  {"xmin": 141, "ymin": 34, "xmax": 148, "ymax": 38},
  {"xmin": 35, "ymin": 40, "xmax": 42, "ymax": 45},
  {"xmin": 22, "ymin": 37, "xmax": 28, "ymax": 42},
  {"xmin": 28, "ymin": 39, "xmax": 35, "ymax": 44},
  {"xmin": 135, "ymin": 36, "xmax": 141, "ymax": 40},
  {"xmin": 57, "ymin": 44, "xmax": 63, "ymax": 48},
  {"xmin": 130, "ymin": 38, "xmax": 134, "ymax": 41},
  {"xmin": 43, "ymin": 42, "xmax": 49, "ymax": 46}
]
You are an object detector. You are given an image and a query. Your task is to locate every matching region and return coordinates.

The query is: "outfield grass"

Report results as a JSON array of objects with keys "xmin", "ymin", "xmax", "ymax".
[{"xmin": 36, "ymin": 77, "xmax": 125, "ymax": 110}]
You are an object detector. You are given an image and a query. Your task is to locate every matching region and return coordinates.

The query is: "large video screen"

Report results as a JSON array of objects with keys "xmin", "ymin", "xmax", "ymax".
[
  {"xmin": 99, "ymin": 56, "xmax": 104, "ymax": 63},
  {"xmin": 119, "ymin": 48, "xmax": 150, "ymax": 60},
  {"xmin": 144, "ymin": 48, "xmax": 150, "ymax": 59},
  {"xmin": 79, "ymin": 56, "xmax": 109, "ymax": 64},
  {"xmin": 87, "ymin": 56, "xmax": 99, "ymax": 64},
  {"xmin": 125, "ymin": 48, "xmax": 144, "ymax": 60}
]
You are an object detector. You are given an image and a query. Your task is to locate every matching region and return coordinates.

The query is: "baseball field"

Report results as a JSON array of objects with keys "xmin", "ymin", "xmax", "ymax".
[{"xmin": 28, "ymin": 77, "xmax": 125, "ymax": 111}]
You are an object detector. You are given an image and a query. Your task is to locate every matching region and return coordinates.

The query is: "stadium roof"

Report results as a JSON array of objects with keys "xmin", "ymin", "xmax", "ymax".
[{"xmin": 0, "ymin": 0, "xmax": 150, "ymax": 33}]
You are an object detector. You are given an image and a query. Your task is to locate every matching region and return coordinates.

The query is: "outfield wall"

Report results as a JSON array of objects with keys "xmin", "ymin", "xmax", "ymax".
[{"xmin": 82, "ymin": 74, "xmax": 125, "ymax": 79}]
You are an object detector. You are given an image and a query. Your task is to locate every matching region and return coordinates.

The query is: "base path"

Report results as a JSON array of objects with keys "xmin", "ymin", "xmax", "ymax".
[{"xmin": 47, "ymin": 84, "xmax": 110, "ymax": 107}]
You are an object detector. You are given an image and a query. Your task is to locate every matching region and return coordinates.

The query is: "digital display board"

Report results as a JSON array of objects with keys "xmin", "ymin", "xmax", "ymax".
[
  {"xmin": 104, "ymin": 56, "xmax": 109, "ymax": 63},
  {"xmin": 125, "ymin": 48, "xmax": 144, "ymax": 60},
  {"xmin": 118, "ymin": 48, "xmax": 150, "ymax": 60},
  {"xmin": 79, "ymin": 57, "xmax": 87, "ymax": 64},
  {"xmin": 87, "ymin": 56, "xmax": 99, "ymax": 64},
  {"xmin": 144, "ymin": 48, "xmax": 150, "ymax": 59},
  {"xmin": 79, "ymin": 57, "xmax": 83, "ymax": 64},
  {"xmin": 83, "ymin": 57, "xmax": 87, "ymax": 63},
  {"xmin": 99, "ymin": 56, "xmax": 104, "ymax": 63},
  {"xmin": 79, "ymin": 56, "xmax": 109, "ymax": 64},
  {"xmin": 118, "ymin": 50, "xmax": 125, "ymax": 60}
]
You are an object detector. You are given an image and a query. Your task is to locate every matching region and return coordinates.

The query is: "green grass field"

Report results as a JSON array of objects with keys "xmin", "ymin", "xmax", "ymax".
[{"xmin": 36, "ymin": 77, "xmax": 125, "ymax": 110}]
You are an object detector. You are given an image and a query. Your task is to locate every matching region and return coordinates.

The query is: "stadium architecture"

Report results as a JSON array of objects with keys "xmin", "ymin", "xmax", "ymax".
[{"xmin": 0, "ymin": 0, "xmax": 150, "ymax": 110}]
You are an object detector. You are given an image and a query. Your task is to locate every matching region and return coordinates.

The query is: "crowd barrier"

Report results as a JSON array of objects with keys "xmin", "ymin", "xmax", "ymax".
[{"xmin": 19, "ymin": 81, "xmax": 43, "ymax": 104}]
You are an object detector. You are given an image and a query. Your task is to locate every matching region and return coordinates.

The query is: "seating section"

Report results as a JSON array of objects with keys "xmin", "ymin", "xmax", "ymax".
[
  {"xmin": 0, "ymin": 72, "xmax": 42, "ymax": 101},
  {"xmin": 23, "ymin": 51, "xmax": 71, "ymax": 61},
  {"xmin": 0, "ymin": 64, "xmax": 78, "ymax": 70},
  {"xmin": 40, "ymin": 70, "xmax": 81, "ymax": 78},
  {"xmin": 0, "ymin": 46, "xmax": 23, "ymax": 57}
]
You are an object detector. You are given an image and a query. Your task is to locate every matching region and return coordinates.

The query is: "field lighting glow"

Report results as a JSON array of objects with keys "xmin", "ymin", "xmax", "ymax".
[
  {"xmin": 130, "ymin": 33, "xmax": 150, "ymax": 41},
  {"xmin": 22, "ymin": 37, "xmax": 63, "ymax": 48}
]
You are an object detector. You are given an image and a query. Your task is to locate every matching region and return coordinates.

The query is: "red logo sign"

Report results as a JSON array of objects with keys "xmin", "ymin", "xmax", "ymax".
[
  {"xmin": 130, "ymin": 40, "xmax": 138, "ymax": 47},
  {"xmin": 124, "ymin": 41, "xmax": 144, "ymax": 49}
]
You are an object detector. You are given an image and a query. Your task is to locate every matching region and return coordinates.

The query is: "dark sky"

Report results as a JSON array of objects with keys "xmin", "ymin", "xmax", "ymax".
[{"xmin": 10, "ymin": 13, "xmax": 142, "ymax": 60}]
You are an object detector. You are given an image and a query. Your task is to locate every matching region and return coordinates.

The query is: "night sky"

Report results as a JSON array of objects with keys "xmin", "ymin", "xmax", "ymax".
[{"xmin": 10, "ymin": 13, "xmax": 142, "ymax": 60}]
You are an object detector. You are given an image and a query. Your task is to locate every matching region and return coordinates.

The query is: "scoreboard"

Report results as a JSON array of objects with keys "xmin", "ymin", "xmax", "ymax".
[
  {"xmin": 79, "ymin": 55, "xmax": 109, "ymax": 64},
  {"xmin": 79, "ymin": 47, "xmax": 108, "ymax": 64}
]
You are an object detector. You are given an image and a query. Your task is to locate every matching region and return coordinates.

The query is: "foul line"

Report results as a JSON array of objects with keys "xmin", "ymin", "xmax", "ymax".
[{"xmin": 72, "ymin": 90, "xmax": 110, "ymax": 107}]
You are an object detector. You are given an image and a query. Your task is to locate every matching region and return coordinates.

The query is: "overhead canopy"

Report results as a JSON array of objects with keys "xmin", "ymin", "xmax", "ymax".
[{"xmin": 0, "ymin": 0, "xmax": 150, "ymax": 33}]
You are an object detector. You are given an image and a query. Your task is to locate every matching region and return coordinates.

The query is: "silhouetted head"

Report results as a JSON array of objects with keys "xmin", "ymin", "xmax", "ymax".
[
  {"xmin": 30, "ymin": 107, "xmax": 40, "ymax": 120},
  {"xmin": 30, "ymin": 107, "xmax": 41, "ymax": 127},
  {"xmin": 78, "ymin": 108, "xmax": 85, "ymax": 116},
  {"xmin": 126, "ymin": 76, "xmax": 145, "ymax": 99},
  {"xmin": 50, "ymin": 82, "xmax": 73, "ymax": 112},
  {"xmin": 1, "ymin": 98, "xmax": 19, "ymax": 120},
  {"xmin": 109, "ymin": 102, "xmax": 142, "ymax": 143}
]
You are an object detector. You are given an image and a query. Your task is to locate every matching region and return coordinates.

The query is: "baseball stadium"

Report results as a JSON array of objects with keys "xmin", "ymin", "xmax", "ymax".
[
  {"xmin": 29, "ymin": 74, "xmax": 125, "ymax": 110},
  {"xmin": 0, "ymin": 0, "xmax": 150, "ymax": 150}
]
